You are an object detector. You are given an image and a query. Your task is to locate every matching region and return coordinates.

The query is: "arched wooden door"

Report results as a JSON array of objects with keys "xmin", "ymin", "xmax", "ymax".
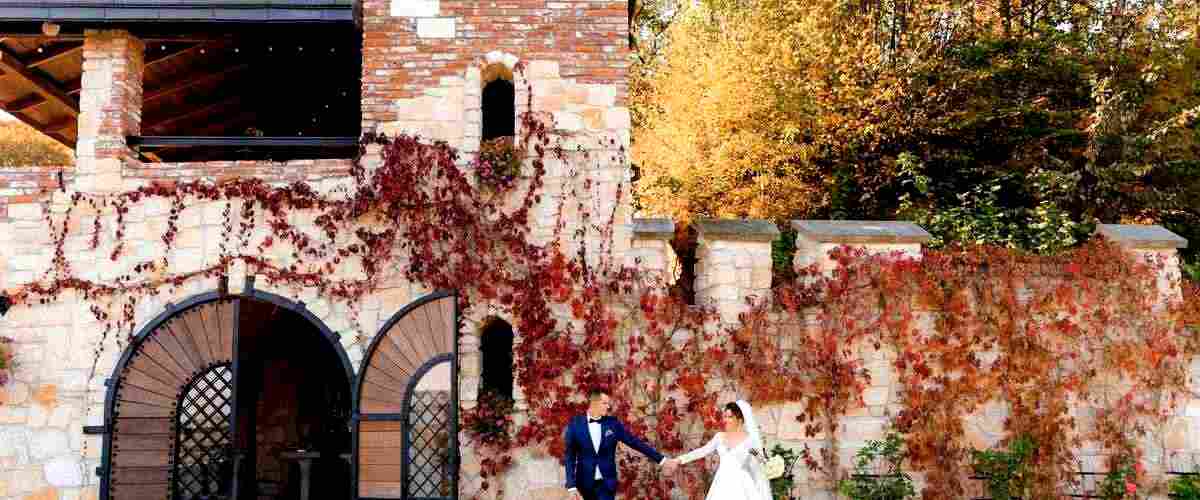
[
  {"xmin": 354, "ymin": 291, "xmax": 459, "ymax": 500},
  {"xmin": 97, "ymin": 290, "xmax": 356, "ymax": 500},
  {"xmin": 101, "ymin": 296, "xmax": 239, "ymax": 500}
]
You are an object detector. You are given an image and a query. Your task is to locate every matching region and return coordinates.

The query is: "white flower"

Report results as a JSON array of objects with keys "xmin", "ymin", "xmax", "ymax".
[{"xmin": 764, "ymin": 455, "xmax": 786, "ymax": 480}]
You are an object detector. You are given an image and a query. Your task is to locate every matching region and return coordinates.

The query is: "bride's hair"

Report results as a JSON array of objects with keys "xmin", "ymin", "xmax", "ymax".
[{"xmin": 723, "ymin": 402, "xmax": 745, "ymax": 421}]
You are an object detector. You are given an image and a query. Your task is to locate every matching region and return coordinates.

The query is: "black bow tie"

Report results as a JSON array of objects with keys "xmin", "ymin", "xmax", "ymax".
[{"xmin": 588, "ymin": 417, "xmax": 603, "ymax": 424}]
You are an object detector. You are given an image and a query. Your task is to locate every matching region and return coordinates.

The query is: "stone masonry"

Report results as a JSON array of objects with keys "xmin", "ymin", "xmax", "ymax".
[{"xmin": 0, "ymin": 5, "xmax": 1198, "ymax": 500}]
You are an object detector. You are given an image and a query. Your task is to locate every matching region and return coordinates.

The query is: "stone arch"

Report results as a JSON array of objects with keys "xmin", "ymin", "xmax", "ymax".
[
  {"xmin": 463, "ymin": 51, "xmax": 528, "ymax": 156},
  {"xmin": 97, "ymin": 289, "xmax": 354, "ymax": 500}
]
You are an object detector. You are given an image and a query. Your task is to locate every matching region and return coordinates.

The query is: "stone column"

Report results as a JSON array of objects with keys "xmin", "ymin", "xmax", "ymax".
[
  {"xmin": 693, "ymin": 219, "xmax": 779, "ymax": 323},
  {"xmin": 76, "ymin": 30, "xmax": 144, "ymax": 193},
  {"xmin": 1095, "ymin": 224, "xmax": 1188, "ymax": 306},
  {"xmin": 626, "ymin": 218, "xmax": 677, "ymax": 286},
  {"xmin": 791, "ymin": 220, "xmax": 931, "ymax": 275}
]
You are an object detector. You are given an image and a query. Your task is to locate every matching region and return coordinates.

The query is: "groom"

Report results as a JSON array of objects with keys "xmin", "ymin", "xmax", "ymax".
[{"xmin": 563, "ymin": 388, "xmax": 675, "ymax": 500}]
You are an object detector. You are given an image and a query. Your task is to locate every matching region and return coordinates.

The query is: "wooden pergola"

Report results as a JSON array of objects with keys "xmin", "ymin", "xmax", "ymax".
[{"xmin": 0, "ymin": 11, "xmax": 360, "ymax": 162}]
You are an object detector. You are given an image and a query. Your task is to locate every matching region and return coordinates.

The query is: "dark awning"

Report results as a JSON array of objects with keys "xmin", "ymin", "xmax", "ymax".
[{"xmin": 0, "ymin": 1, "xmax": 352, "ymax": 23}]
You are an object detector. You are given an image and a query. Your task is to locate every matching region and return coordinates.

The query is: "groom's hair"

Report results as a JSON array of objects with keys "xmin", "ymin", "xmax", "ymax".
[{"xmin": 587, "ymin": 387, "xmax": 610, "ymax": 400}]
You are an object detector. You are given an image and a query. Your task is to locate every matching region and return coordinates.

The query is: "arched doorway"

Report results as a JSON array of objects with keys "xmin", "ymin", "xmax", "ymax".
[
  {"xmin": 98, "ymin": 290, "xmax": 355, "ymax": 500},
  {"xmin": 354, "ymin": 291, "xmax": 459, "ymax": 500}
]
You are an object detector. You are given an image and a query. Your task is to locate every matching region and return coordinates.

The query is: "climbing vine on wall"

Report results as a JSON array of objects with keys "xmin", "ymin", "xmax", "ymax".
[{"xmin": 0, "ymin": 70, "xmax": 1198, "ymax": 500}]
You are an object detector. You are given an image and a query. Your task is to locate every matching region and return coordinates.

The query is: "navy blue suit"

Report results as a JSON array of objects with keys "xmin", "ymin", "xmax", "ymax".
[{"xmin": 563, "ymin": 415, "xmax": 664, "ymax": 500}]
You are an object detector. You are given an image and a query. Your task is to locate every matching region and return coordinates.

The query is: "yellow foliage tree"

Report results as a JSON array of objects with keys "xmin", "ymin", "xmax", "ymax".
[{"xmin": 0, "ymin": 120, "xmax": 73, "ymax": 167}]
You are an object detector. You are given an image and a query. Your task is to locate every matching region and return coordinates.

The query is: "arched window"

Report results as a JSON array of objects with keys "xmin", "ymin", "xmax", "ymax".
[
  {"xmin": 481, "ymin": 67, "xmax": 515, "ymax": 141},
  {"xmin": 479, "ymin": 319, "xmax": 514, "ymax": 400}
]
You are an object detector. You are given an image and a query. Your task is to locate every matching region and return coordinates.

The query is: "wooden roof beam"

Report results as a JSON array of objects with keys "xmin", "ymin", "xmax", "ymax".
[
  {"xmin": 146, "ymin": 94, "xmax": 244, "ymax": 133},
  {"xmin": 144, "ymin": 62, "xmax": 250, "ymax": 102},
  {"xmin": 27, "ymin": 43, "xmax": 82, "ymax": 69},
  {"xmin": 145, "ymin": 42, "xmax": 207, "ymax": 69},
  {"xmin": 63, "ymin": 43, "xmax": 207, "ymax": 96},
  {"xmin": 2, "ymin": 93, "xmax": 45, "ymax": 113},
  {"xmin": 0, "ymin": 46, "xmax": 78, "ymax": 116}
]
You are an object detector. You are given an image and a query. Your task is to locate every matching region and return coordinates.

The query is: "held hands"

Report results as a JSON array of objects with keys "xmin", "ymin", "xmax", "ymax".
[{"xmin": 660, "ymin": 457, "xmax": 679, "ymax": 474}]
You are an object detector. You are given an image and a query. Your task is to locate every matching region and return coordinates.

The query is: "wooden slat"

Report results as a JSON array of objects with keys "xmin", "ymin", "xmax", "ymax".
[
  {"xmin": 117, "ymin": 385, "xmax": 176, "ymax": 408},
  {"xmin": 111, "ymin": 483, "xmax": 169, "ymax": 500},
  {"xmin": 358, "ymin": 430, "xmax": 402, "ymax": 448},
  {"xmin": 361, "ymin": 399, "xmax": 403, "ymax": 415},
  {"xmin": 178, "ymin": 309, "xmax": 214, "ymax": 367},
  {"xmin": 146, "ymin": 95, "xmax": 243, "ymax": 132},
  {"xmin": 115, "ymin": 400, "xmax": 173, "ymax": 418},
  {"xmin": 114, "ymin": 418, "xmax": 172, "ymax": 435},
  {"xmin": 384, "ymin": 324, "xmax": 425, "ymax": 375},
  {"xmin": 160, "ymin": 321, "xmax": 204, "ymax": 375},
  {"xmin": 396, "ymin": 308, "xmax": 435, "ymax": 363},
  {"xmin": 146, "ymin": 43, "xmax": 204, "ymax": 70},
  {"xmin": 113, "ymin": 449, "xmax": 171, "ymax": 468},
  {"xmin": 358, "ymin": 447, "xmax": 403, "ymax": 465},
  {"xmin": 124, "ymin": 365, "xmax": 183, "ymax": 397},
  {"xmin": 363, "ymin": 360, "xmax": 408, "ymax": 394},
  {"xmin": 435, "ymin": 295, "xmax": 455, "ymax": 354},
  {"xmin": 27, "ymin": 44, "xmax": 81, "ymax": 69},
  {"xmin": 361, "ymin": 384, "xmax": 404, "ymax": 409},
  {"xmin": 193, "ymin": 304, "xmax": 219, "ymax": 364},
  {"xmin": 359, "ymin": 482, "xmax": 403, "ymax": 498},
  {"xmin": 2, "ymin": 93, "xmax": 44, "ymax": 113},
  {"xmin": 113, "ymin": 434, "xmax": 173, "ymax": 452},
  {"xmin": 359, "ymin": 465, "xmax": 403, "ymax": 482},
  {"xmin": 217, "ymin": 300, "xmax": 235, "ymax": 361},
  {"xmin": 144, "ymin": 63, "xmax": 250, "ymax": 102},
  {"xmin": 152, "ymin": 327, "xmax": 201, "ymax": 379},
  {"xmin": 136, "ymin": 337, "xmax": 190, "ymax": 384},
  {"xmin": 371, "ymin": 340, "xmax": 416, "ymax": 383},
  {"xmin": 0, "ymin": 45, "xmax": 78, "ymax": 115},
  {"xmin": 110, "ymin": 466, "xmax": 170, "ymax": 485},
  {"xmin": 417, "ymin": 301, "xmax": 442, "ymax": 356},
  {"xmin": 360, "ymin": 421, "xmax": 403, "ymax": 432}
]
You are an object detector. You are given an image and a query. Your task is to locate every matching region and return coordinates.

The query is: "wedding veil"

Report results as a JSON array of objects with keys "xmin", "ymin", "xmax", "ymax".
[{"xmin": 735, "ymin": 400, "xmax": 774, "ymax": 500}]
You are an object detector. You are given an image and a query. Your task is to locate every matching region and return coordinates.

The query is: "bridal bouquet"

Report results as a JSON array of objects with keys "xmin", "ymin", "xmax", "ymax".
[{"xmin": 751, "ymin": 445, "xmax": 799, "ymax": 499}]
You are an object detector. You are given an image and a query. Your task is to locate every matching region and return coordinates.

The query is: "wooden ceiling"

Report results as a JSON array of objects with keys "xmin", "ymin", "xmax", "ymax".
[{"xmin": 0, "ymin": 25, "xmax": 361, "ymax": 162}]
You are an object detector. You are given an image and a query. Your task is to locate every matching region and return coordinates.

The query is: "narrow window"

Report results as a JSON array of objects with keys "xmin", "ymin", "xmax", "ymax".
[
  {"xmin": 481, "ymin": 76, "xmax": 515, "ymax": 141},
  {"xmin": 479, "ymin": 319, "xmax": 514, "ymax": 400}
]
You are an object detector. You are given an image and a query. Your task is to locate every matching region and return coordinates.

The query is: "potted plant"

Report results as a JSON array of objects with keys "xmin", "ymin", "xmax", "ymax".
[
  {"xmin": 838, "ymin": 432, "xmax": 917, "ymax": 500},
  {"xmin": 971, "ymin": 435, "xmax": 1035, "ymax": 500},
  {"xmin": 474, "ymin": 137, "xmax": 523, "ymax": 191}
]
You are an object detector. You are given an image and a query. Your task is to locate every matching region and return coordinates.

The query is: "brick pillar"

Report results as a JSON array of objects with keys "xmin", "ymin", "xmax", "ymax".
[
  {"xmin": 1095, "ymin": 224, "xmax": 1188, "ymax": 306},
  {"xmin": 791, "ymin": 220, "xmax": 931, "ymax": 275},
  {"xmin": 693, "ymin": 219, "xmax": 779, "ymax": 323},
  {"xmin": 75, "ymin": 30, "xmax": 144, "ymax": 193}
]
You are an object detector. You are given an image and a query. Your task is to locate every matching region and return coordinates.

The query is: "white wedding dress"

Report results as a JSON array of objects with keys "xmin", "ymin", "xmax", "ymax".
[{"xmin": 676, "ymin": 401, "xmax": 773, "ymax": 500}]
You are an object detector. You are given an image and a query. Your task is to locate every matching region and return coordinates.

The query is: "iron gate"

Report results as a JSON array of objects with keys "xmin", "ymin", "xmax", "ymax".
[{"xmin": 173, "ymin": 363, "xmax": 236, "ymax": 500}]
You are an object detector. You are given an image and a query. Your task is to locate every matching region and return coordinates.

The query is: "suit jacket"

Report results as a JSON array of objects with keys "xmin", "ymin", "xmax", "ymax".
[{"xmin": 563, "ymin": 415, "xmax": 664, "ymax": 492}]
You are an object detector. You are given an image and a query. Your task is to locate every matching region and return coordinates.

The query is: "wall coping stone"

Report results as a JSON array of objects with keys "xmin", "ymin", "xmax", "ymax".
[
  {"xmin": 632, "ymin": 218, "xmax": 674, "ymax": 240},
  {"xmin": 694, "ymin": 218, "xmax": 779, "ymax": 243},
  {"xmin": 791, "ymin": 220, "xmax": 932, "ymax": 244},
  {"xmin": 1096, "ymin": 224, "xmax": 1188, "ymax": 249}
]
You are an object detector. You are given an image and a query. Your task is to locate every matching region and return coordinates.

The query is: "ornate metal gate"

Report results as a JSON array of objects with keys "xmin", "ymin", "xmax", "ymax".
[
  {"xmin": 355, "ymin": 291, "xmax": 459, "ymax": 500},
  {"xmin": 173, "ymin": 363, "xmax": 235, "ymax": 500},
  {"xmin": 402, "ymin": 358, "xmax": 454, "ymax": 500}
]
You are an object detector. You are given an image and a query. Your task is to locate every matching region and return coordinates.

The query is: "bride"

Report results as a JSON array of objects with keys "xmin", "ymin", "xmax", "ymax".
[{"xmin": 664, "ymin": 400, "xmax": 772, "ymax": 500}]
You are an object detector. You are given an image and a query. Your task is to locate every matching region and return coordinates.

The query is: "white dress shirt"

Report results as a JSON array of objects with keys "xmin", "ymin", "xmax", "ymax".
[{"xmin": 588, "ymin": 417, "xmax": 603, "ymax": 479}]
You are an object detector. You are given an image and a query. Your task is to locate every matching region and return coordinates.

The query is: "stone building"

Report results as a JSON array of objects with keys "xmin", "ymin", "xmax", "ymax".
[{"xmin": 0, "ymin": 1, "xmax": 1195, "ymax": 500}]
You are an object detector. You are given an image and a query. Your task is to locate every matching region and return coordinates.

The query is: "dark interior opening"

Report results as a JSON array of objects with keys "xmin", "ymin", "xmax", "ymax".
[
  {"xmin": 479, "ymin": 319, "xmax": 514, "ymax": 401},
  {"xmin": 132, "ymin": 25, "xmax": 362, "ymax": 162},
  {"xmin": 235, "ymin": 300, "xmax": 352, "ymax": 500},
  {"xmin": 481, "ymin": 78, "xmax": 514, "ymax": 141}
]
